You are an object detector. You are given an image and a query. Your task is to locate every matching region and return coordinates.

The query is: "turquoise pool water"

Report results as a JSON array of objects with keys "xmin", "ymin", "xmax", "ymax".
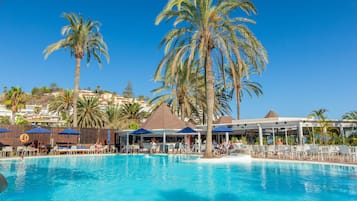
[{"xmin": 0, "ymin": 155, "xmax": 356, "ymax": 201}]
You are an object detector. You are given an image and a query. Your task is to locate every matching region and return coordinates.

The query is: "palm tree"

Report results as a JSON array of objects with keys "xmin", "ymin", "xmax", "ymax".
[
  {"xmin": 0, "ymin": 116, "xmax": 10, "ymax": 125},
  {"xmin": 214, "ymin": 82, "xmax": 233, "ymax": 119},
  {"xmin": 152, "ymin": 63, "xmax": 232, "ymax": 124},
  {"xmin": 76, "ymin": 96, "xmax": 106, "ymax": 128},
  {"xmin": 4, "ymin": 86, "xmax": 27, "ymax": 123},
  {"xmin": 119, "ymin": 102, "xmax": 147, "ymax": 129},
  {"xmin": 342, "ymin": 111, "xmax": 357, "ymax": 120},
  {"xmin": 309, "ymin": 109, "xmax": 328, "ymax": 144},
  {"xmin": 156, "ymin": 0, "xmax": 266, "ymax": 157},
  {"xmin": 227, "ymin": 68, "xmax": 263, "ymax": 119},
  {"xmin": 152, "ymin": 61, "xmax": 205, "ymax": 121},
  {"xmin": 44, "ymin": 13, "xmax": 109, "ymax": 128},
  {"xmin": 105, "ymin": 103, "xmax": 121, "ymax": 129},
  {"xmin": 48, "ymin": 90, "xmax": 73, "ymax": 125}
]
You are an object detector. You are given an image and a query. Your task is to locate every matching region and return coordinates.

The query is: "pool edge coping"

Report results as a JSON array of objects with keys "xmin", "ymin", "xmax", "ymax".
[{"xmin": 1, "ymin": 154, "xmax": 356, "ymax": 167}]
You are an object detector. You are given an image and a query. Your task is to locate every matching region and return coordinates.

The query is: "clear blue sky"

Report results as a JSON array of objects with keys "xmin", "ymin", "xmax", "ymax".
[{"xmin": 0, "ymin": 0, "xmax": 356, "ymax": 120}]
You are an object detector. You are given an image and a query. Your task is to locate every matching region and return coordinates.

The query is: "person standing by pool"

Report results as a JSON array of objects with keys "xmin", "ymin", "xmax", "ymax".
[
  {"xmin": 174, "ymin": 141, "xmax": 180, "ymax": 153},
  {"xmin": 150, "ymin": 138, "xmax": 157, "ymax": 153}
]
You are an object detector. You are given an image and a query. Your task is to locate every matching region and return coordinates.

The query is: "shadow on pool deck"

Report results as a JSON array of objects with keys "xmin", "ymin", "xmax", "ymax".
[{"xmin": 157, "ymin": 189, "xmax": 241, "ymax": 201}]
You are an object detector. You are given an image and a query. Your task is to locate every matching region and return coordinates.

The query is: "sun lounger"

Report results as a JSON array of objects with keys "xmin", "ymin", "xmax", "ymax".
[
  {"xmin": 54, "ymin": 146, "xmax": 71, "ymax": 155},
  {"xmin": 1, "ymin": 146, "xmax": 13, "ymax": 157},
  {"xmin": 109, "ymin": 145, "xmax": 118, "ymax": 153}
]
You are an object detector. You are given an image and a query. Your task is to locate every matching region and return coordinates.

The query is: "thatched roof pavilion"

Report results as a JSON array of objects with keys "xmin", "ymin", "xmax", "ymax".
[{"xmin": 142, "ymin": 104, "xmax": 185, "ymax": 130}]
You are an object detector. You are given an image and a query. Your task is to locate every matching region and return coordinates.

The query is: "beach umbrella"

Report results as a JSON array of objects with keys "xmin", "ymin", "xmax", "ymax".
[
  {"xmin": 126, "ymin": 128, "xmax": 152, "ymax": 153},
  {"xmin": 59, "ymin": 128, "xmax": 80, "ymax": 146},
  {"xmin": 25, "ymin": 127, "xmax": 51, "ymax": 134},
  {"xmin": 177, "ymin": 127, "xmax": 197, "ymax": 134},
  {"xmin": 58, "ymin": 128, "xmax": 80, "ymax": 135},
  {"xmin": 212, "ymin": 126, "xmax": 232, "ymax": 133},
  {"xmin": 213, "ymin": 126, "xmax": 233, "ymax": 150},
  {"xmin": 25, "ymin": 127, "xmax": 52, "ymax": 147},
  {"xmin": 0, "ymin": 128, "xmax": 11, "ymax": 133},
  {"xmin": 177, "ymin": 127, "xmax": 199, "ymax": 152},
  {"xmin": 130, "ymin": 128, "xmax": 152, "ymax": 135}
]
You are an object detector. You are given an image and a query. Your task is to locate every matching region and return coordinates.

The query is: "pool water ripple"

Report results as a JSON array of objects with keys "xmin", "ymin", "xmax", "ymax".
[{"xmin": 0, "ymin": 155, "xmax": 356, "ymax": 201}]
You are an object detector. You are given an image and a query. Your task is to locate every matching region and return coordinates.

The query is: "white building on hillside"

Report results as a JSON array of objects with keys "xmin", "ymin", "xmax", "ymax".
[
  {"xmin": 0, "ymin": 105, "xmax": 12, "ymax": 117},
  {"xmin": 78, "ymin": 90, "xmax": 150, "ymax": 111},
  {"xmin": 0, "ymin": 90, "xmax": 151, "ymax": 125}
]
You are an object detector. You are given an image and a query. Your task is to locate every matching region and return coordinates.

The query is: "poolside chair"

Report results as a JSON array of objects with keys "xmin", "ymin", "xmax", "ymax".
[
  {"xmin": 264, "ymin": 145, "xmax": 275, "ymax": 158},
  {"xmin": 351, "ymin": 146, "xmax": 357, "ymax": 163},
  {"xmin": 306, "ymin": 145, "xmax": 319, "ymax": 160},
  {"xmin": 2, "ymin": 146, "xmax": 13, "ymax": 157},
  {"xmin": 292, "ymin": 145, "xmax": 306, "ymax": 160},
  {"xmin": 338, "ymin": 145, "xmax": 351, "ymax": 162},
  {"xmin": 89, "ymin": 145, "xmax": 96, "ymax": 154},
  {"xmin": 103, "ymin": 145, "xmax": 109, "ymax": 153},
  {"xmin": 56, "ymin": 146, "xmax": 71, "ymax": 155},
  {"xmin": 140, "ymin": 144, "xmax": 150, "ymax": 153},
  {"xmin": 75, "ymin": 145, "xmax": 90, "ymax": 154},
  {"xmin": 200, "ymin": 144, "xmax": 206, "ymax": 152},
  {"xmin": 16, "ymin": 146, "xmax": 25, "ymax": 157},
  {"xmin": 318, "ymin": 146, "xmax": 331, "ymax": 161},
  {"xmin": 110, "ymin": 145, "xmax": 118, "ymax": 153},
  {"xmin": 275, "ymin": 145, "xmax": 290, "ymax": 159},
  {"xmin": 70, "ymin": 145, "xmax": 77, "ymax": 155}
]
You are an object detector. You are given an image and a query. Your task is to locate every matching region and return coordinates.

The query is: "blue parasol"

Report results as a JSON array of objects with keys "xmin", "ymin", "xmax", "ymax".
[
  {"xmin": 0, "ymin": 128, "xmax": 11, "ymax": 133},
  {"xmin": 212, "ymin": 126, "xmax": 232, "ymax": 133},
  {"xmin": 25, "ymin": 127, "xmax": 51, "ymax": 134},
  {"xmin": 59, "ymin": 128, "xmax": 80, "ymax": 145},
  {"xmin": 213, "ymin": 126, "xmax": 232, "ymax": 149},
  {"xmin": 58, "ymin": 128, "xmax": 80, "ymax": 135},
  {"xmin": 177, "ymin": 127, "xmax": 197, "ymax": 134},
  {"xmin": 25, "ymin": 127, "xmax": 53, "ymax": 147},
  {"xmin": 130, "ymin": 128, "xmax": 152, "ymax": 135}
]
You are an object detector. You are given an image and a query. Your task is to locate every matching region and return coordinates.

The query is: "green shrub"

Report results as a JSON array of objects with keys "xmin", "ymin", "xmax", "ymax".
[{"xmin": 347, "ymin": 137, "xmax": 357, "ymax": 146}]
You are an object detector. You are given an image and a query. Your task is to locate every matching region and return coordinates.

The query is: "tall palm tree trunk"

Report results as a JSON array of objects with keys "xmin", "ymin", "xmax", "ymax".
[
  {"xmin": 11, "ymin": 111, "xmax": 16, "ymax": 124},
  {"xmin": 180, "ymin": 103, "xmax": 185, "ymax": 120},
  {"xmin": 236, "ymin": 85, "xmax": 241, "ymax": 120},
  {"xmin": 235, "ymin": 53, "xmax": 243, "ymax": 120},
  {"xmin": 179, "ymin": 93, "xmax": 185, "ymax": 120},
  {"xmin": 73, "ymin": 57, "xmax": 81, "ymax": 128},
  {"xmin": 204, "ymin": 48, "xmax": 214, "ymax": 158}
]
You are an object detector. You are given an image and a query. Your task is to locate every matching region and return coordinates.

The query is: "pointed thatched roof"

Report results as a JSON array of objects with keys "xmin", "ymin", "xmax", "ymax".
[
  {"xmin": 264, "ymin": 110, "xmax": 279, "ymax": 118},
  {"xmin": 142, "ymin": 104, "xmax": 185, "ymax": 129},
  {"xmin": 214, "ymin": 116, "xmax": 234, "ymax": 124}
]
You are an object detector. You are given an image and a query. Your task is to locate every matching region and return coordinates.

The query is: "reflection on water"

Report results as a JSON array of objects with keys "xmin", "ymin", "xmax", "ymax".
[{"xmin": 14, "ymin": 162, "xmax": 26, "ymax": 191}]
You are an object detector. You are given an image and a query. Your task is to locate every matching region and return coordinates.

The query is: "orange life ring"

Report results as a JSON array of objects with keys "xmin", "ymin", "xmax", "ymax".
[{"xmin": 19, "ymin": 134, "xmax": 30, "ymax": 143}]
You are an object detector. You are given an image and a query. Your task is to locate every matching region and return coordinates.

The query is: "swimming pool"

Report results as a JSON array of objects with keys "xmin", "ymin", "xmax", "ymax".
[{"xmin": 0, "ymin": 155, "xmax": 356, "ymax": 201}]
